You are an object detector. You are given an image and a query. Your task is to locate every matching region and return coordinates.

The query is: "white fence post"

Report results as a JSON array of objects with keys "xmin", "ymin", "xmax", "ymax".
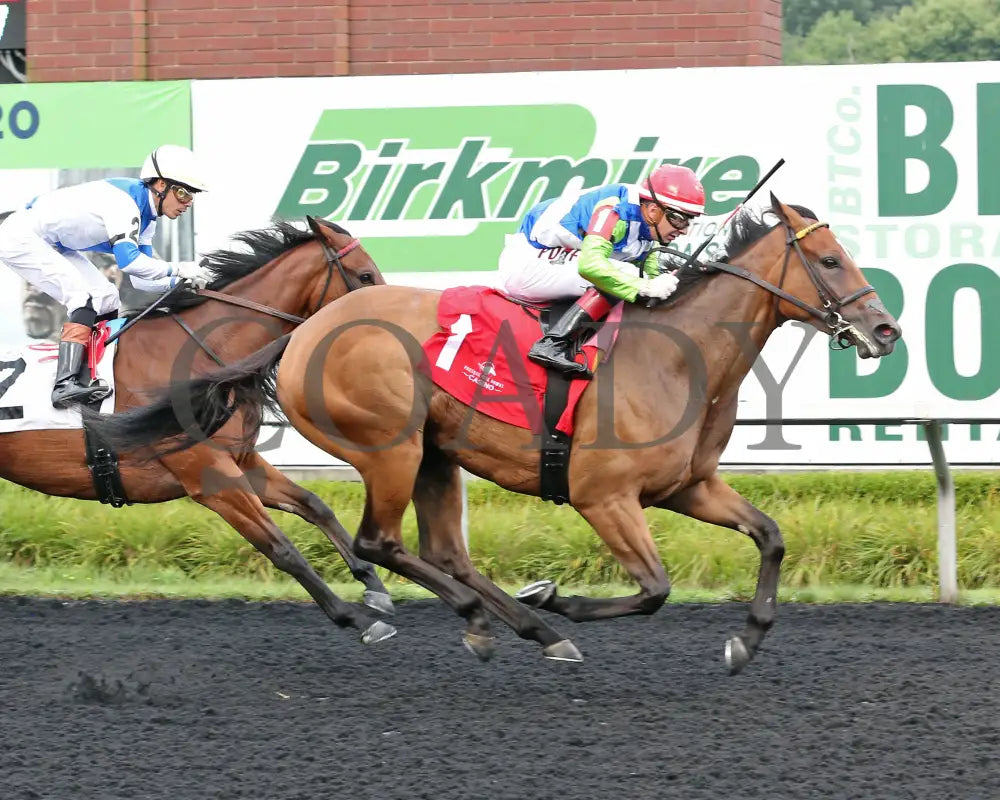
[{"xmin": 922, "ymin": 420, "xmax": 958, "ymax": 603}]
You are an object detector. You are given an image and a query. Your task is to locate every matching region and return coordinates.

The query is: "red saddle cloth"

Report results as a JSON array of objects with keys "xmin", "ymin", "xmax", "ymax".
[{"xmin": 422, "ymin": 286, "xmax": 621, "ymax": 436}]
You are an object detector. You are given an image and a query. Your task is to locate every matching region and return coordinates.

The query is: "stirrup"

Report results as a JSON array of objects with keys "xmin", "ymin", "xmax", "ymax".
[
  {"xmin": 52, "ymin": 379, "xmax": 112, "ymax": 409},
  {"xmin": 528, "ymin": 348, "xmax": 593, "ymax": 379}
]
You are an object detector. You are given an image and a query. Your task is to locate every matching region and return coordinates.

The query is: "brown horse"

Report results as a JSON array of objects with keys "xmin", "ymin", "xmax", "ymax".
[
  {"xmin": 85, "ymin": 196, "xmax": 901, "ymax": 673},
  {"xmin": 2, "ymin": 216, "xmax": 396, "ymax": 645}
]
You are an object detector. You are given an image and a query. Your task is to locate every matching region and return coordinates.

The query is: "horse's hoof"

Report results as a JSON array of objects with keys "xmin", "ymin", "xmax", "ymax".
[
  {"xmin": 515, "ymin": 579, "xmax": 556, "ymax": 609},
  {"xmin": 363, "ymin": 590, "xmax": 395, "ymax": 616},
  {"xmin": 724, "ymin": 635, "xmax": 752, "ymax": 675},
  {"xmin": 542, "ymin": 639, "xmax": 583, "ymax": 663},
  {"xmin": 360, "ymin": 620, "xmax": 397, "ymax": 645},
  {"xmin": 462, "ymin": 632, "xmax": 497, "ymax": 662}
]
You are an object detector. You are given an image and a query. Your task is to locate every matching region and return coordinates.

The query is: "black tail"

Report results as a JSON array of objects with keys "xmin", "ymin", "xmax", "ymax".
[{"xmin": 83, "ymin": 335, "xmax": 291, "ymax": 456}]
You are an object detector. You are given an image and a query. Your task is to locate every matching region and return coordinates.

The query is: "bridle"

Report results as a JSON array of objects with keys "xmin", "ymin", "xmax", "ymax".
[
  {"xmin": 696, "ymin": 220, "xmax": 875, "ymax": 347},
  {"xmin": 173, "ymin": 233, "xmax": 364, "ymax": 365},
  {"xmin": 197, "ymin": 235, "xmax": 362, "ymax": 325}
]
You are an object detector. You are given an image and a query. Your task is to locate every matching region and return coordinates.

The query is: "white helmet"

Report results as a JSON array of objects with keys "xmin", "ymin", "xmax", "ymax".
[{"xmin": 140, "ymin": 144, "xmax": 209, "ymax": 192}]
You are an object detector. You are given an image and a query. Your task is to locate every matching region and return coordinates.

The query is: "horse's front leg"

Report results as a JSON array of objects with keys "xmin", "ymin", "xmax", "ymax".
[
  {"xmin": 517, "ymin": 494, "xmax": 671, "ymax": 621},
  {"xmin": 657, "ymin": 473, "xmax": 785, "ymax": 674},
  {"xmin": 243, "ymin": 453, "xmax": 394, "ymax": 615}
]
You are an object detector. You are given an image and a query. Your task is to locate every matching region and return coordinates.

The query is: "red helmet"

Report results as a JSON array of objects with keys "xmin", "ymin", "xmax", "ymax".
[{"xmin": 639, "ymin": 164, "xmax": 705, "ymax": 215}]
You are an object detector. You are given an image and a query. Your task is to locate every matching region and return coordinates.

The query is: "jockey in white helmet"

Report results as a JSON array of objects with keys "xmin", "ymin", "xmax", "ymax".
[
  {"xmin": 0, "ymin": 144, "xmax": 215, "ymax": 408},
  {"xmin": 499, "ymin": 163, "xmax": 706, "ymax": 378}
]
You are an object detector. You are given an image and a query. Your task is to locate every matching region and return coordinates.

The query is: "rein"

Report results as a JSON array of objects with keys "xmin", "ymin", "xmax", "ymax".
[
  {"xmin": 196, "ymin": 236, "xmax": 362, "ymax": 325},
  {"xmin": 696, "ymin": 221, "xmax": 875, "ymax": 342},
  {"xmin": 194, "ymin": 289, "xmax": 309, "ymax": 324},
  {"xmin": 114, "ymin": 234, "xmax": 363, "ymax": 365}
]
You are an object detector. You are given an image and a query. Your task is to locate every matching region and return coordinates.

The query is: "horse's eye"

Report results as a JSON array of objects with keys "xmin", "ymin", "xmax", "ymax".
[
  {"xmin": 820, "ymin": 256, "xmax": 840, "ymax": 269},
  {"xmin": 359, "ymin": 272, "xmax": 376, "ymax": 285}
]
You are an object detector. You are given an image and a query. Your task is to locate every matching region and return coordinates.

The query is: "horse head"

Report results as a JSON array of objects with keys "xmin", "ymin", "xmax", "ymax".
[
  {"xmin": 303, "ymin": 215, "xmax": 384, "ymax": 314},
  {"xmin": 765, "ymin": 194, "xmax": 901, "ymax": 358}
]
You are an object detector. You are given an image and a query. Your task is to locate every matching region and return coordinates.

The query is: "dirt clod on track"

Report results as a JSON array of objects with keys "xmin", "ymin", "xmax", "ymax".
[{"xmin": 1, "ymin": 596, "xmax": 999, "ymax": 800}]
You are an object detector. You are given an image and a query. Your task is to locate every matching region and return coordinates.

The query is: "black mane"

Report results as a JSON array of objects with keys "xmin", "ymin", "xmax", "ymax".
[
  {"xmin": 719, "ymin": 204, "xmax": 817, "ymax": 263},
  {"xmin": 658, "ymin": 203, "xmax": 818, "ymax": 305},
  {"xmin": 125, "ymin": 218, "xmax": 348, "ymax": 316}
]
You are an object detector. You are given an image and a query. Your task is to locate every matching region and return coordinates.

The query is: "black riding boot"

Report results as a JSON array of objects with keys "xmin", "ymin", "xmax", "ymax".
[
  {"xmin": 528, "ymin": 288, "xmax": 614, "ymax": 379},
  {"xmin": 51, "ymin": 322, "xmax": 112, "ymax": 409}
]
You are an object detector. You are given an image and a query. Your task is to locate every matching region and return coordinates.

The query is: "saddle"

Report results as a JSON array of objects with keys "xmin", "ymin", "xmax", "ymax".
[{"xmin": 422, "ymin": 287, "xmax": 622, "ymax": 506}]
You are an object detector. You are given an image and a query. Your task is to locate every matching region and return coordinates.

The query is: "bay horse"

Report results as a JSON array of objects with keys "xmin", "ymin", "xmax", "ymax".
[
  {"xmin": 1, "ymin": 216, "xmax": 396, "ymax": 645},
  {"xmin": 84, "ymin": 196, "xmax": 902, "ymax": 673}
]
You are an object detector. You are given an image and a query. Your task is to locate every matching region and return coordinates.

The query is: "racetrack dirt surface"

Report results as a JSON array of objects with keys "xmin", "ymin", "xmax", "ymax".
[{"xmin": 1, "ymin": 596, "xmax": 998, "ymax": 800}]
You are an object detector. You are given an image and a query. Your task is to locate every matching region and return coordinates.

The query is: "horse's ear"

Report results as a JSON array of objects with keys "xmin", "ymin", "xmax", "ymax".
[
  {"xmin": 769, "ymin": 192, "xmax": 791, "ymax": 224},
  {"xmin": 306, "ymin": 215, "xmax": 324, "ymax": 237}
]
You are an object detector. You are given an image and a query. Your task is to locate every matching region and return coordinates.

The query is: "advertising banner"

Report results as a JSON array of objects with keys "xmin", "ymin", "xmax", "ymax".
[{"xmin": 197, "ymin": 66, "xmax": 1000, "ymax": 464}]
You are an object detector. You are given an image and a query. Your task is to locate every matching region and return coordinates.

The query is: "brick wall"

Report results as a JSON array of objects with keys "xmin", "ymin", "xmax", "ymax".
[{"xmin": 28, "ymin": 0, "xmax": 781, "ymax": 83}]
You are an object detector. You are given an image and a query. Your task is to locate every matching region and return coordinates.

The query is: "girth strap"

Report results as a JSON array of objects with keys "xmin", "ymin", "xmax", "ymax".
[{"xmin": 83, "ymin": 420, "xmax": 132, "ymax": 508}]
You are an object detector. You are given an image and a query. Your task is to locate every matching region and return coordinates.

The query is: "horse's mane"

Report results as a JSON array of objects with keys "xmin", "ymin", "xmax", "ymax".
[
  {"xmin": 658, "ymin": 203, "xmax": 818, "ymax": 306},
  {"xmin": 125, "ymin": 218, "xmax": 348, "ymax": 316}
]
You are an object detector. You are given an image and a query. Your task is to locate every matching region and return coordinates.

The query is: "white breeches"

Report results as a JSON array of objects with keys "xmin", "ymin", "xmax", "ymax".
[
  {"xmin": 0, "ymin": 209, "xmax": 120, "ymax": 316},
  {"xmin": 497, "ymin": 233, "xmax": 640, "ymax": 302}
]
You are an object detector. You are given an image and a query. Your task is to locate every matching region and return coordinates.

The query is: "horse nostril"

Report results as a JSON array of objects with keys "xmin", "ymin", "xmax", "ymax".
[{"xmin": 875, "ymin": 323, "xmax": 899, "ymax": 341}]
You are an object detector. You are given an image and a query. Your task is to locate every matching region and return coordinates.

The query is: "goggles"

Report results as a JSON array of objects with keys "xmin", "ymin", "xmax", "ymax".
[
  {"xmin": 663, "ymin": 207, "xmax": 696, "ymax": 231},
  {"xmin": 170, "ymin": 184, "xmax": 197, "ymax": 204}
]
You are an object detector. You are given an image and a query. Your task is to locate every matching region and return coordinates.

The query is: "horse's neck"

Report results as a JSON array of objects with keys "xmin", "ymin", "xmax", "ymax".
[
  {"xmin": 626, "ymin": 270, "xmax": 778, "ymax": 399},
  {"xmin": 173, "ymin": 258, "xmax": 310, "ymax": 360}
]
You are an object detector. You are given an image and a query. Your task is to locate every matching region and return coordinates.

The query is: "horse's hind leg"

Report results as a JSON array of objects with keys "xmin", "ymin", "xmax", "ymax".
[
  {"xmin": 412, "ymin": 446, "xmax": 580, "ymax": 662},
  {"xmin": 166, "ymin": 452, "xmax": 396, "ymax": 645},
  {"xmin": 519, "ymin": 494, "xmax": 672, "ymax": 621},
  {"xmin": 243, "ymin": 453, "xmax": 394, "ymax": 615},
  {"xmin": 657, "ymin": 474, "xmax": 785, "ymax": 675},
  {"xmin": 349, "ymin": 437, "xmax": 499, "ymax": 661}
]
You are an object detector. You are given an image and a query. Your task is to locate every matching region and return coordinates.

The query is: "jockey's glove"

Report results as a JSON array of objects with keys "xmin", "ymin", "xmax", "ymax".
[
  {"xmin": 636, "ymin": 271, "xmax": 679, "ymax": 301},
  {"xmin": 175, "ymin": 261, "xmax": 214, "ymax": 290}
]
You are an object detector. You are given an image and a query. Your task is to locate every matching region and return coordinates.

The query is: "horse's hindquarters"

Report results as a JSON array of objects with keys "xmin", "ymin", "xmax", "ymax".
[{"xmin": 276, "ymin": 286, "xmax": 442, "ymax": 465}]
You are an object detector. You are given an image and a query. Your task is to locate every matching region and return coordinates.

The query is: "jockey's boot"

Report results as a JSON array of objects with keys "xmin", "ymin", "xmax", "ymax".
[
  {"xmin": 51, "ymin": 322, "xmax": 111, "ymax": 409},
  {"xmin": 527, "ymin": 287, "xmax": 614, "ymax": 380}
]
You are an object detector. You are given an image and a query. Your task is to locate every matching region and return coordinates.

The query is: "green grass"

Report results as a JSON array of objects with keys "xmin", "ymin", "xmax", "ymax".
[
  {"xmin": 3, "ymin": 562, "xmax": 999, "ymax": 605},
  {"xmin": 1, "ymin": 471, "xmax": 999, "ymax": 600}
]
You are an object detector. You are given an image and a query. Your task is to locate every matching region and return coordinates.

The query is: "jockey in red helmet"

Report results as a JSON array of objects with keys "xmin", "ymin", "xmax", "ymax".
[{"xmin": 498, "ymin": 163, "xmax": 706, "ymax": 379}]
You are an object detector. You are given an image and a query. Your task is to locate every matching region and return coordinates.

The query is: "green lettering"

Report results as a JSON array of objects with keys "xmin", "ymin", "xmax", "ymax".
[
  {"xmin": 977, "ymin": 83, "xmax": 1000, "ymax": 215},
  {"xmin": 617, "ymin": 137, "xmax": 658, "ymax": 184},
  {"xmin": 348, "ymin": 140, "xmax": 402, "ymax": 220},
  {"xmin": 875, "ymin": 425, "xmax": 903, "ymax": 441},
  {"xmin": 951, "ymin": 224, "xmax": 984, "ymax": 259},
  {"xmin": 701, "ymin": 156, "xmax": 759, "ymax": 215},
  {"xmin": 829, "ymin": 269, "xmax": 908, "ymax": 397},
  {"xmin": 497, "ymin": 157, "xmax": 608, "ymax": 219},
  {"xmin": 829, "ymin": 424, "xmax": 862, "ymax": 441},
  {"xmin": 275, "ymin": 143, "xmax": 362, "ymax": 220},
  {"xmin": 904, "ymin": 224, "xmax": 939, "ymax": 258},
  {"xmin": 916, "ymin": 423, "xmax": 947, "ymax": 442},
  {"xmin": 429, "ymin": 139, "xmax": 509, "ymax": 220},
  {"xmin": 926, "ymin": 263, "xmax": 1000, "ymax": 400},
  {"xmin": 381, "ymin": 162, "xmax": 445, "ymax": 220},
  {"xmin": 877, "ymin": 85, "xmax": 957, "ymax": 216}
]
